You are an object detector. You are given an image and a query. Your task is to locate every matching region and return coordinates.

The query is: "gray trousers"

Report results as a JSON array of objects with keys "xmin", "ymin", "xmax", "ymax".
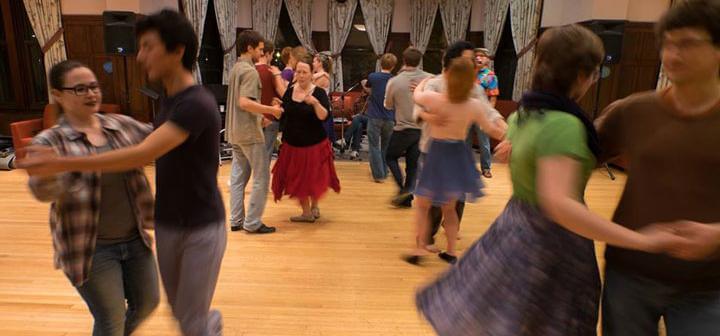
[
  {"xmin": 155, "ymin": 221, "xmax": 227, "ymax": 336},
  {"xmin": 230, "ymin": 143, "xmax": 270, "ymax": 231}
]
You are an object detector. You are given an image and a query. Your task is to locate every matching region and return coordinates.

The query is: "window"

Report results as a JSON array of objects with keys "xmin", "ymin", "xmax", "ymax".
[
  {"xmin": 0, "ymin": 4, "xmax": 13, "ymax": 104},
  {"xmin": 0, "ymin": 0, "xmax": 48, "ymax": 110},
  {"xmin": 341, "ymin": 4, "xmax": 375, "ymax": 90},
  {"xmin": 423, "ymin": 10, "xmax": 447, "ymax": 75},
  {"xmin": 493, "ymin": 11, "xmax": 517, "ymax": 101},
  {"xmin": 273, "ymin": 1, "xmax": 302, "ymax": 67},
  {"xmin": 13, "ymin": 0, "xmax": 46, "ymax": 107},
  {"xmin": 198, "ymin": 0, "xmax": 224, "ymax": 85}
]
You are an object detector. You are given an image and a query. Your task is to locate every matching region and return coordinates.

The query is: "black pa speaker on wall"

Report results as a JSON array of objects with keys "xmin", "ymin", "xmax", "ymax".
[
  {"xmin": 587, "ymin": 21, "xmax": 625, "ymax": 64},
  {"xmin": 103, "ymin": 11, "xmax": 136, "ymax": 55}
]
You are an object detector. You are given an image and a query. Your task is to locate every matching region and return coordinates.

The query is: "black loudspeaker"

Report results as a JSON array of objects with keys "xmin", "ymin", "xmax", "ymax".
[
  {"xmin": 103, "ymin": 11, "xmax": 136, "ymax": 55},
  {"xmin": 587, "ymin": 21, "xmax": 625, "ymax": 64}
]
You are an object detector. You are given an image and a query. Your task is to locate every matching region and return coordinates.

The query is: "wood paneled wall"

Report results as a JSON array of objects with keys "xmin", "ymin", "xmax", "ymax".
[
  {"xmin": 580, "ymin": 22, "xmax": 661, "ymax": 117},
  {"xmin": 62, "ymin": 15, "xmax": 152, "ymax": 122}
]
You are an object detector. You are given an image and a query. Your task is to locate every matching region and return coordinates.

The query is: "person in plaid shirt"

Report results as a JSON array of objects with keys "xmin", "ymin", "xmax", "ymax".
[
  {"xmin": 28, "ymin": 60, "xmax": 159, "ymax": 335},
  {"xmin": 20, "ymin": 10, "xmax": 227, "ymax": 335}
]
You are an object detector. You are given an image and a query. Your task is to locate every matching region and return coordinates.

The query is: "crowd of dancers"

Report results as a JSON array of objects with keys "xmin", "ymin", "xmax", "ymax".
[{"xmin": 14, "ymin": 0, "xmax": 720, "ymax": 335}]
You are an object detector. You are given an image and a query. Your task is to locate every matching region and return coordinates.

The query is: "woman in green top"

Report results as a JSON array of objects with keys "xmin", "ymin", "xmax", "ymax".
[{"xmin": 414, "ymin": 24, "xmax": 689, "ymax": 335}]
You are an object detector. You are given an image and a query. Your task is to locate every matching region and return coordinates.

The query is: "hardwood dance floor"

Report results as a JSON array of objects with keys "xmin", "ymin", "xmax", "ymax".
[{"xmin": 0, "ymin": 162, "xmax": 626, "ymax": 335}]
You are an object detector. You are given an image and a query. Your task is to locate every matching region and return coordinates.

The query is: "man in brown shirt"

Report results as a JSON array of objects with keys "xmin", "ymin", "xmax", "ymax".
[
  {"xmin": 255, "ymin": 40, "xmax": 284, "ymax": 160},
  {"xmin": 597, "ymin": 1, "xmax": 720, "ymax": 334}
]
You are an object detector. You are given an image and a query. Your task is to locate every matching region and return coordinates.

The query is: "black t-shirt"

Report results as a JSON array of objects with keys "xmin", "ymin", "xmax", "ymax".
[
  {"xmin": 280, "ymin": 85, "xmax": 331, "ymax": 147},
  {"xmin": 154, "ymin": 85, "xmax": 225, "ymax": 227}
]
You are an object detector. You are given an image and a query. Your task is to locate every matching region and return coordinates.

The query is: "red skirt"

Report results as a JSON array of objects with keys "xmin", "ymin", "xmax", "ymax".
[{"xmin": 271, "ymin": 139, "xmax": 341, "ymax": 202}]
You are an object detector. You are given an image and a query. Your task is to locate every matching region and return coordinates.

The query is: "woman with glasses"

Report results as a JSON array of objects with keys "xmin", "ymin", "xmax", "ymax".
[{"xmin": 27, "ymin": 60, "xmax": 159, "ymax": 335}]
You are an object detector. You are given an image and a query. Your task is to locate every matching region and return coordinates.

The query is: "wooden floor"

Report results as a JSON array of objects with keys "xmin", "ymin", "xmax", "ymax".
[{"xmin": 0, "ymin": 161, "xmax": 626, "ymax": 335}]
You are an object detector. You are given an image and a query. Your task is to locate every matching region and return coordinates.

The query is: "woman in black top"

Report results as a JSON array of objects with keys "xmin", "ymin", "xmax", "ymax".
[{"xmin": 272, "ymin": 55, "xmax": 341, "ymax": 223}]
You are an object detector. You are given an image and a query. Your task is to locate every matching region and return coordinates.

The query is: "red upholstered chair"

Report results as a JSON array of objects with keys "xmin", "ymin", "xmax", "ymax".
[
  {"xmin": 330, "ymin": 91, "xmax": 366, "ymax": 136},
  {"xmin": 10, "ymin": 103, "xmax": 121, "ymax": 158}
]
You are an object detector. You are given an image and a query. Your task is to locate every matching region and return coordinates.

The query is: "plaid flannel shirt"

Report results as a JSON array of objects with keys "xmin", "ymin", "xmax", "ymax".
[{"xmin": 28, "ymin": 113, "xmax": 155, "ymax": 287}]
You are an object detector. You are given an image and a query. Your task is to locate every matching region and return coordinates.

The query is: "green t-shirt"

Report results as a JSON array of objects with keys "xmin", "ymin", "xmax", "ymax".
[{"xmin": 507, "ymin": 110, "xmax": 596, "ymax": 204}]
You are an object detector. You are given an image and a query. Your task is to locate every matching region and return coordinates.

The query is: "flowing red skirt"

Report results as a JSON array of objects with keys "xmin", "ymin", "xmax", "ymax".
[{"xmin": 271, "ymin": 139, "xmax": 341, "ymax": 202}]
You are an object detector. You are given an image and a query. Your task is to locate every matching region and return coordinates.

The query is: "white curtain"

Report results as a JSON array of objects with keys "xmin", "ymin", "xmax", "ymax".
[
  {"xmin": 252, "ymin": 0, "xmax": 283, "ymax": 43},
  {"xmin": 439, "ymin": 0, "xmax": 472, "ymax": 45},
  {"xmin": 410, "ymin": 0, "xmax": 440, "ymax": 69},
  {"xmin": 329, "ymin": 0, "xmax": 358, "ymax": 91},
  {"xmin": 510, "ymin": 0, "xmax": 543, "ymax": 101},
  {"xmin": 484, "ymin": 0, "xmax": 510, "ymax": 57},
  {"xmin": 360, "ymin": 0, "xmax": 394, "ymax": 71},
  {"xmin": 285, "ymin": 0, "xmax": 317, "ymax": 53},
  {"xmin": 22, "ymin": 0, "xmax": 67, "ymax": 100},
  {"xmin": 214, "ymin": 0, "xmax": 237, "ymax": 85},
  {"xmin": 182, "ymin": 0, "xmax": 210, "ymax": 84}
]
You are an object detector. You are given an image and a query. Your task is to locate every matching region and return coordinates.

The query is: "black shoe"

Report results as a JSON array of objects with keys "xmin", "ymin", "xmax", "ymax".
[
  {"xmin": 246, "ymin": 224, "xmax": 276, "ymax": 234},
  {"xmin": 391, "ymin": 193, "xmax": 413, "ymax": 208},
  {"xmin": 230, "ymin": 225, "xmax": 243, "ymax": 232},
  {"xmin": 438, "ymin": 252, "xmax": 458, "ymax": 264},
  {"xmin": 402, "ymin": 254, "xmax": 424, "ymax": 265}
]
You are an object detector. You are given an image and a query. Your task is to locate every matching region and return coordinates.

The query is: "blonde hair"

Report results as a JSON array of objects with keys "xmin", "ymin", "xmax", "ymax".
[
  {"xmin": 291, "ymin": 46, "xmax": 308, "ymax": 62},
  {"xmin": 446, "ymin": 58, "xmax": 476, "ymax": 104},
  {"xmin": 380, "ymin": 53, "xmax": 398, "ymax": 70},
  {"xmin": 281, "ymin": 47, "xmax": 292, "ymax": 64}
]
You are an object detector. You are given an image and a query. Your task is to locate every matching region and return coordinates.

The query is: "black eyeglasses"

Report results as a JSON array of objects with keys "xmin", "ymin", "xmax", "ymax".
[{"xmin": 60, "ymin": 83, "xmax": 101, "ymax": 96}]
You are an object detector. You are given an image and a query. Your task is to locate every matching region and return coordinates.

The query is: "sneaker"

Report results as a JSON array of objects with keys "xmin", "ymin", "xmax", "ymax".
[
  {"xmin": 349, "ymin": 150, "xmax": 360, "ymax": 160},
  {"xmin": 482, "ymin": 169, "xmax": 492, "ymax": 178},
  {"xmin": 334, "ymin": 139, "xmax": 347, "ymax": 149},
  {"xmin": 230, "ymin": 225, "xmax": 243, "ymax": 232}
]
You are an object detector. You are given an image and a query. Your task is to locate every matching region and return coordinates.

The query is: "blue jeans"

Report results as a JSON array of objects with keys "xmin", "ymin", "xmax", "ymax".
[
  {"xmin": 323, "ymin": 110, "xmax": 336, "ymax": 142},
  {"xmin": 263, "ymin": 120, "xmax": 280, "ymax": 160},
  {"xmin": 230, "ymin": 142, "xmax": 270, "ymax": 231},
  {"xmin": 343, "ymin": 114, "xmax": 368, "ymax": 151},
  {"xmin": 467, "ymin": 124, "xmax": 492, "ymax": 171},
  {"xmin": 603, "ymin": 267, "xmax": 720, "ymax": 336},
  {"xmin": 367, "ymin": 118, "xmax": 394, "ymax": 180},
  {"xmin": 76, "ymin": 238, "xmax": 160, "ymax": 336}
]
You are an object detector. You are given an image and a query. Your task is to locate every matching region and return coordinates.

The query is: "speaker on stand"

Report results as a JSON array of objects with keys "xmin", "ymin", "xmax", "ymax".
[
  {"xmin": 588, "ymin": 21, "xmax": 625, "ymax": 180},
  {"xmin": 103, "ymin": 11, "xmax": 136, "ymax": 113}
]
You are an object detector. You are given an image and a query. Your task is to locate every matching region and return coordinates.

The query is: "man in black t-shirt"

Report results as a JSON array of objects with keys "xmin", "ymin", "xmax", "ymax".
[{"xmin": 20, "ymin": 10, "xmax": 227, "ymax": 335}]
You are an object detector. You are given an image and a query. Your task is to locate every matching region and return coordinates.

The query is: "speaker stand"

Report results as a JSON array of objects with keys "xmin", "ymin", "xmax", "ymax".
[{"xmin": 593, "ymin": 64, "xmax": 616, "ymax": 181}]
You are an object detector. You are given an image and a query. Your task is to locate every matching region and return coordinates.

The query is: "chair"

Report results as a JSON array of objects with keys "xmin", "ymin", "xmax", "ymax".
[
  {"xmin": 10, "ymin": 103, "xmax": 121, "ymax": 159},
  {"xmin": 330, "ymin": 91, "xmax": 366, "ymax": 139}
]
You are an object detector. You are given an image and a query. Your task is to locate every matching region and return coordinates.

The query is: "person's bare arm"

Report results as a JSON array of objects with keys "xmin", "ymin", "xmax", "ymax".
[
  {"xmin": 473, "ymin": 100, "xmax": 505, "ymax": 140},
  {"xmin": 315, "ymin": 76, "xmax": 330, "ymax": 92},
  {"xmin": 238, "ymin": 97, "xmax": 283, "ymax": 118},
  {"xmin": 488, "ymin": 96, "xmax": 498, "ymax": 107}
]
